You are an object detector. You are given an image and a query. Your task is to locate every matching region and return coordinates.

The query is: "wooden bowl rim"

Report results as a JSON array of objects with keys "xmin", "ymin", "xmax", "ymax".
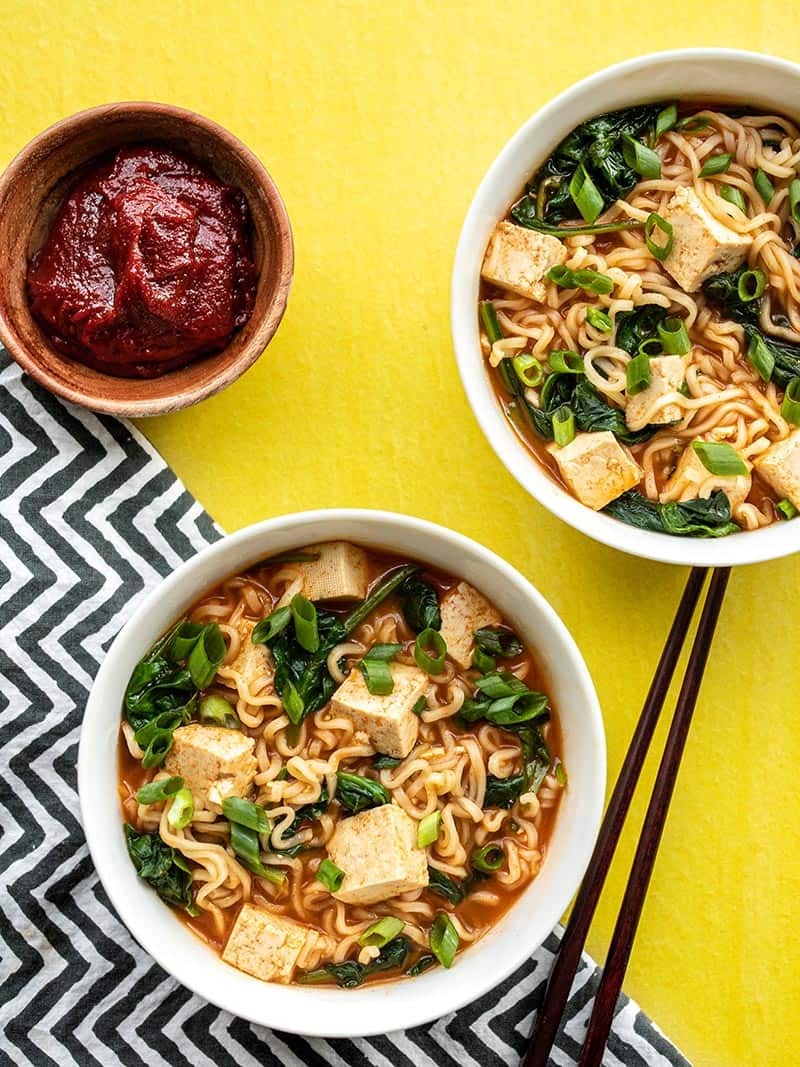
[{"xmin": 0, "ymin": 100, "xmax": 294, "ymax": 417}]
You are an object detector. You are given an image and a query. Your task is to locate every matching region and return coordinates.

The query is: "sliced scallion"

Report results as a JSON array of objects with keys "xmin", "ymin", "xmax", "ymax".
[
  {"xmin": 791, "ymin": 179, "xmax": 800, "ymax": 224},
  {"xmin": 316, "ymin": 858, "xmax": 345, "ymax": 892},
  {"xmin": 657, "ymin": 317, "xmax": 691, "ymax": 356},
  {"xmin": 552, "ymin": 405, "xmax": 575, "ymax": 448},
  {"xmin": 626, "ymin": 352, "xmax": 652, "ymax": 396},
  {"xmin": 754, "ymin": 168, "xmax": 775, "ymax": 203},
  {"xmin": 586, "ymin": 307, "xmax": 612, "ymax": 333},
  {"xmin": 719, "ymin": 184, "xmax": 747, "ymax": 214},
  {"xmin": 472, "ymin": 645, "xmax": 496, "ymax": 675},
  {"xmin": 135, "ymin": 776, "xmax": 184, "ymax": 805},
  {"xmin": 417, "ymin": 811, "xmax": 442, "ymax": 848},
  {"xmin": 414, "ymin": 629, "xmax": 447, "ymax": 675},
  {"xmin": 569, "ymin": 163, "xmax": 604, "ymax": 224},
  {"xmin": 282, "ymin": 677, "xmax": 305, "ymax": 725},
  {"xmin": 412, "ymin": 696, "xmax": 427, "ymax": 716},
  {"xmin": 222, "ymin": 796, "xmax": 271, "ymax": 834},
  {"xmin": 358, "ymin": 916, "xmax": 404, "ymax": 948},
  {"xmin": 622, "ymin": 134, "xmax": 661, "ymax": 179},
  {"xmin": 644, "ymin": 212, "xmax": 673, "ymax": 260},
  {"xmin": 692, "ymin": 441, "xmax": 748, "ymax": 476},
  {"xmin": 781, "ymin": 378, "xmax": 800, "ymax": 425},
  {"xmin": 777, "ymin": 498, "xmax": 799, "ymax": 520},
  {"xmin": 675, "ymin": 115, "xmax": 710, "ymax": 133},
  {"xmin": 479, "ymin": 300, "xmax": 503, "ymax": 344},
  {"xmin": 359, "ymin": 643, "xmax": 401, "ymax": 695},
  {"xmin": 167, "ymin": 787, "xmax": 194, "ymax": 830},
  {"xmin": 547, "ymin": 349, "xmax": 584, "ymax": 374},
  {"xmin": 229, "ymin": 821, "xmax": 285, "ymax": 883},
  {"xmin": 429, "ymin": 912, "xmax": 459, "ymax": 969},
  {"xmin": 199, "ymin": 694, "xmax": 240, "ymax": 729},
  {"xmin": 512, "ymin": 353, "xmax": 545, "ymax": 388},
  {"xmin": 251, "ymin": 605, "xmax": 292, "ymax": 645},
  {"xmin": 698, "ymin": 152, "xmax": 732, "ymax": 178},
  {"xmin": 291, "ymin": 595, "xmax": 319, "ymax": 653},
  {"xmin": 547, "ymin": 265, "xmax": 614, "ymax": 296},
  {"xmin": 737, "ymin": 269, "xmax": 767, "ymax": 303},
  {"xmin": 471, "ymin": 843, "xmax": 506, "ymax": 872},
  {"xmin": 638, "ymin": 337, "xmax": 664, "ymax": 357},
  {"xmin": 655, "ymin": 103, "xmax": 677, "ymax": 139},
  {"xmin": 180, "ymin": 624, "xmax": 225, "ymax": 690}
]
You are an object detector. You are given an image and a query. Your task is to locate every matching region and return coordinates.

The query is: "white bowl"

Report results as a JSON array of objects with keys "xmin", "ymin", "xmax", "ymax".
[
  {"xmin": 78, "ymin": 509, "xmax": 605, "ymax": 1037},
  {"xmin": 452, "ymin": 48, "xmax": 800, "ymax": 568}
]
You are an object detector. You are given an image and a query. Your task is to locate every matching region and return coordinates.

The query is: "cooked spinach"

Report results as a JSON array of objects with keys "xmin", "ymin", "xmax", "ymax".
[
  {"xmin": 571, "ymin": 379, "xmax": 664, "ymax": 445},
  {"xmin": 401, "ymin": 576, "xmax": 441, "ymax": 632},
  {"xmin": 614, "ymin": 305, "xmax": 670, "ymax": 355},
  {"xmin": 253, "ymin": 563, "xmax": 419, "ymax": 726},
  {"xmin": 458, "ymin": 671, "xmax": 550, "ymax": 729},
  {"xmin": 372, "ymin": 753, "xmax": 403, "ymax": 770},
  {"xmin": 336, "ymin": 771, "xmax": 391, "ymax": 814},
  {"xmin": 300, "ymin": 936, "xmax": 410, "ymax": 988},
  {"xmin": 510, "ymin": 199, "xmax": 642, "ymax": 238},
  {"xmin": 283, "ymin": 780, "xmax": 330, "ymax": 836},
  {"xmin": 604, "ymin": 488, "xmax": 741, "ymax": 538},
  {"xmin": 125, "ymin": 824, "xmax": 195, "ymax": 913},
  {"xmin": 484, "ymin": 723, "xmax": 553, "ymax": 809},
  {"xmin": 473, "ymin": 627, "xmax": 523, "ymax": 659},
  {"xmin": 427, "ymin": 868, "xmax": 466, "ymax": 904},
  {"xmin": 406, "ymin": 953, "xmax": 438, "ymax": 977},
  {"xmin": 514, "ymin": 105, "xmax": 661, "ymax": 226},
  {"xmin": 703, "ymin": 268, "xmax": 800, "ymax": 388}
]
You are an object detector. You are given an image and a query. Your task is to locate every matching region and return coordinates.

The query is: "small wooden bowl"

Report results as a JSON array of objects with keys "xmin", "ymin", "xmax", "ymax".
[{"xmin": 0, "ymin": 102, "xmax": 293, "ymax": 417}]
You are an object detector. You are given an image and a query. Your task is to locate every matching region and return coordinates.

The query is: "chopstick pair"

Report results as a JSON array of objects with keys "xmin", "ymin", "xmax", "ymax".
[{"xmin": 525, "ymin": 565, "xmax": 731, "ymax": 1067}]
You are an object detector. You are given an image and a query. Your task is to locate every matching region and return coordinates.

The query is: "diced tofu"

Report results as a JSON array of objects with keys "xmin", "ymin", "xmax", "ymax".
[
  {"xmin": 220, "ymin": 617, "xmax": 273, "ymax": 694},
  {"xmin": 625, "ymin": 355, "xmax": 685, "ymax": 430},
  {"xmin": 661, "ymin": 186, "xmax": 751, "ymax": 292},
  {"xmin": 326, "ymin": 804, "xmax": 429, "ymax": 905},
  {"xmin": 439, "ymin": 581, "xmax": 502, "ymax": 670},
  {"xmin": 164, "ymin": 724, "xmax": 257, "ymax": 809},
  {"xmin": 754, "ymin": 430, "xmax": 800, "ymax": 507},
  {"xmin": 331, "ymin": 663, "xmax": 427, "ymax": 758},
  {"xmin": 481, "ymin": 221, "xmax": 567, "ymax": 302},
  {"xmin": 296, "ymin": 541, "xmax": 369, "ymax": 601},
  {"xmin": 222, "ymin": 903, "xmax": 333, "ymax": 984},
  {"xmin": 547, "ymin": 431, "xmax": 642, "ymax": 511},
  {"xmin": 662, "ymin": 440, "xmax": 752, "ymax": 509}
]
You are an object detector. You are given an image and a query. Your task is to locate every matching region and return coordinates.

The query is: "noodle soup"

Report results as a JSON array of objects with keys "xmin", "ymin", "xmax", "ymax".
[
  {"xmin": 479, "ymin": 101, "xmax": 800, "ymax": 537},
  {"xmin": 118, "ymin": 542, "xmax": 564, "ymax": 987}
]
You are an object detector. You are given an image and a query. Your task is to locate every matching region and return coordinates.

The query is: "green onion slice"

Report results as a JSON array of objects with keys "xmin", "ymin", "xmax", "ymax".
[
  {"xmin": 657, "ymin": 317, "xmax": 691, "ymax": 356},
  {"xmin": 135, "ymin": 776, "xmax": 184, "ymax": 805},
  {"xmin": 472, "ymin": 645, "xmax": 496, "ymax": 675},
  {"xmin": 547, "ymin": 265, "xmax": 613, "ymax": 296},
  {"xmin": 737, "ymin": 269, "xmax": 767, "ymax": 303},
  {"xmin": 645, "ymin": 212, "xmax": 673, "ymax": 260},
  {"xmin": 777, "ymin": 498, "xmax": 799, "ymax": 520},
  {"xmin": 291, "ymin": 595, "xmax": 319, "ymax": 653},
  {"xmin": 471, "ymin": 843, "xmax": 506, "ymax": 872},
  {"xmin": 199, "ymin": 694, "xmax": 240, "ymax": 729},
  {"xmin": 547, "ymin": 349, "xmax": 584, "ymax": 374},
  {"xmin": 417, "ymin": 811, "xmax": 442, "ymax": 848},
  {"xmin": 479, "ymin": 300, "xmax": 503, "ymax": 344},
  {"xmin": 655, "ymin": 104, "xmax": 677, "ymax": 139},
  {"xmin": 229, "ymin": 822, "xmax": 285, "ymax": 883},
  {"xmin": 358, "ymin": 916, "xmax": 404, "ymax": 948},
  {"xmin": 698, "ymin": 153, "xmax": 732, "ymax": 178},
  {"xmin": 691, "ymin": 441, "xmax": 749, "ymax": 476},
  {"xmin": 167, "ymin": 787, "xmax": 194, "ymax": 830},
  {"xmin": 782, "ymin": 378, "xmax": 800, "ymax": 425},
  {"xmin": 316, "ymin": 858, "xmax": 345, "ymax": 892},
  {"xmin": 414, "ymin": 628, "xmax": 447, "ymax": 675},
  {"xmin": 282, "ymin": 677, "xmax": 305, "ymax": 725},
  {"xmin": 569, "ymin": 163, "xmax": 604, "ymax": 224},
  {"xmin": 622, "ymin": 134, "xmax": 661, "ymax": 179},
  {"xmin": 719, "ymin": 184, "xmax": 747, "ymax": 214},
  {"xmin": 791, "ymin": 180, "xmax": 800, "ymax": 224},
  {"xmin": 251, "ymin": 605, "xmax": 292, "ymax": 645},
  {"xmin": 552, "ymin": 405, "xmax": 576, "ymax": 448},
  {"xmin": 359, "ymin": 643, "xmax": 401, "ymax": 695},
  {"xmin": 429, "ymin": 912, "xmax": 459, "ymax": 969},
  {"xmin": 639, "ymin": 336, "xmax": 664, "ymax": 357},
  {"xmin": 626, "ymin": 352, "xmax": 652, "ymax": 396},
  {"xmin": 170, "ymin": 622, "xmax": 225, "ymax": 690},
  {"xmin": 754, "ymin": 168, "xmax": 775, "ymax": 203},
  {"xmin": 170, "ymin": 620, "xmax": 205, "ymax": 661},
  {"xmin": 586, "ymin": 307, "xmax": 612, "ymax": 333},
  {"xmin": 412, "ymin": 696, "xmax": 427, "ymax": 716},
  {"xmin": 512, "ymin": 353, "xmax": 545, "ymax": 388},
  {"xmin": 675, "ymin": 115, "xmax": 710, "ymax": 133},
  {"xmin": 222, "ymin": 796, "xmax": 271, "ymax": 834}
]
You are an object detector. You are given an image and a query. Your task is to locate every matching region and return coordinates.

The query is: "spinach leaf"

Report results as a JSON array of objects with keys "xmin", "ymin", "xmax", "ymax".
[
  {"xmin": 283, "ymin": 780, "xmax": 329, "ymax": 836},
  {"xmin": 571, "ymin": 379, "xmax": 664, "ymax": 445},
  {"xmin": 484, "ymin": 773, "xmax": 527, "ymax": 809},
  {"xmin": 406, "ymin": 953, "xmax": 438, "ymax": 977},
  {"xmin": 300, "ymin": 936, "xmax": 410, "ymax": 988},
  {"xmin": 604, "ymin": 489, "xmax": 740, "ymax": 538},
  {"xmin": 521, "ymin": 105, "xmax": 661, "ymax": 225},
  {"xmin": 473, "ymin": 627, "xmax": 523, "ymax": 659},
  {"xmin": 510, "ymin": 198, "xmax": 641, "ymax": 237},
  {"xmin": 614, "ymin": 305, "xmax": 670, "ymax": 355},
  {"xmin": 458, "ymin": 671, "xmax": 550, "ymax": 729},
  {"xmin": 372, "ymin": 753, "xmax": 402, "ymax": 770},
  {"xmin": 125, "ymin": 824, "xmax": 195, "ymax": 912},
  {"xmin": 401, "ymin": 576, "xmax": 441, "ymax": 632},
  {"xmin": 427, "ymin": 867, "xmax": 465, "ymax": 904},
  {"xmin": 484, "ymin": 723, "xmax": 552, "ymax": 808},
  {"xmin": 336, "ymin": 771, "xmax": 391, "ymax": 814}
]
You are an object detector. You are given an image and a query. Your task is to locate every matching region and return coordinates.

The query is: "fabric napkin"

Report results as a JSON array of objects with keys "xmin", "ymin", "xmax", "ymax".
[{"xmin": 0, "ymin": 351, "xmax": 691, "ymax": 1066}]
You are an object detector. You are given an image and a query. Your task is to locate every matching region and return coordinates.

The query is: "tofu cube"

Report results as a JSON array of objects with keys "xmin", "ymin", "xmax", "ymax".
[
  {"xmin": 662, "ymin": 440, "xmax": 752, "ymax": 509},
  {"xmin": 439, "ymin": 581, "xmax": 502, "ymax": 670},
  {"xmin": 222, "ymin": 903, "xmax": 332, "ymax": 984},
  {"xmin": 296, "ymin": 541, "xmax": 369, "ymax": 601},
  {"xmin": 481, "ymin": 221, "xmax": 567, "ymax": 302},
  {"xmin": 331, "ymin": 662, "xmax": 427, "ymax": 758},
  {"xmin": 326, "ymin": 804, "xmax": 429, "ymax": 905},
  {"xmin": 164, "ymin": 724, "xmax": 257, "ymax": 809},
  {"xmin": 625, "ymin": 355, "xmax": 685, "ymax": 430},
  {"xmin": 661, "ymin": 186, "xmax": 751, "ymax": 292},
  {"xmin": 754, "ymin": 430, "xmax": 800, "ymax": 507},
  {"xmin": 547, "ymin": 431, "xmax": 642, "ymax": 511},
  {"xmin": 220, "ymin": 617, "xmax": 273, "ymax": 695}
]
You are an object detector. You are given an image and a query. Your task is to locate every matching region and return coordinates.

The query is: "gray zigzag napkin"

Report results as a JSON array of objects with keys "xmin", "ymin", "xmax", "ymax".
[{"xmin": 0, "ymin": 351, "xmax": 690, "ymax": 1067}]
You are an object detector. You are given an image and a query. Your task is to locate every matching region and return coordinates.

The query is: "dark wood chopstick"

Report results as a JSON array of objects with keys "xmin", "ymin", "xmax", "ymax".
[
  {"xmin": 525, "ymin": 565, "xmax": 709, "ymax": 1067},
  {"xmin": 578, "ymin": 565, "xmax": 730, "ymax": 1065}
]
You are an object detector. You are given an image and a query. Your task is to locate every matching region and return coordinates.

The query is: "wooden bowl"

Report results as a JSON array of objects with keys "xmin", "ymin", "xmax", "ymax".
[{"xmin": 0, "ymin": 102, "xmax": 293, "ymax": 417}]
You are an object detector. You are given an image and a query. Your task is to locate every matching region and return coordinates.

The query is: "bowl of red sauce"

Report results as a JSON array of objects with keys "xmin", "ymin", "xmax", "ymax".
[{"xmin": 0, "ymin": 102, "xmax": 293, "ymax": 416}]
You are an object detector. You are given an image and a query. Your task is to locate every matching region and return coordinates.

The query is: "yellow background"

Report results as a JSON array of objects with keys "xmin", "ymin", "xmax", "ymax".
[{"xmin": 3, "ymin": 2, "xmax": 798, "ymax": 1063}]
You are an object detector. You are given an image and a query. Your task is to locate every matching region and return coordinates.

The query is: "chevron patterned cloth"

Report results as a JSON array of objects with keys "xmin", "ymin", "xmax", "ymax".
[{"xmin": 0, "ymin": 351, "xmax": 690, "ymax": 1067}]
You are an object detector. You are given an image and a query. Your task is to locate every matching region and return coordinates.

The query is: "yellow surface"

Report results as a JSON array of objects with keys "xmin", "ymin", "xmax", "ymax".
[{"xmin": 3, "ymin": 3, "xmax": 799, "ymax": 1063}]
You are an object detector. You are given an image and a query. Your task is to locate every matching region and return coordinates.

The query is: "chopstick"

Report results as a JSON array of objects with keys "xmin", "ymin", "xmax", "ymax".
[{"xmin": 524, "ymin": 565, "xmax": 727, "ymax": 1066}]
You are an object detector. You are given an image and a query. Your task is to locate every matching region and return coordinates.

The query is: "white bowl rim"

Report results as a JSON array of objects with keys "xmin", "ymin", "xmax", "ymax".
[
  {"xmin": 452, "ymin": 47, "xmax": 800, "ymax": 568},
  {"xmin": 78, "ymin": 507, "xmax": 605, "ymax": 1038}
]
